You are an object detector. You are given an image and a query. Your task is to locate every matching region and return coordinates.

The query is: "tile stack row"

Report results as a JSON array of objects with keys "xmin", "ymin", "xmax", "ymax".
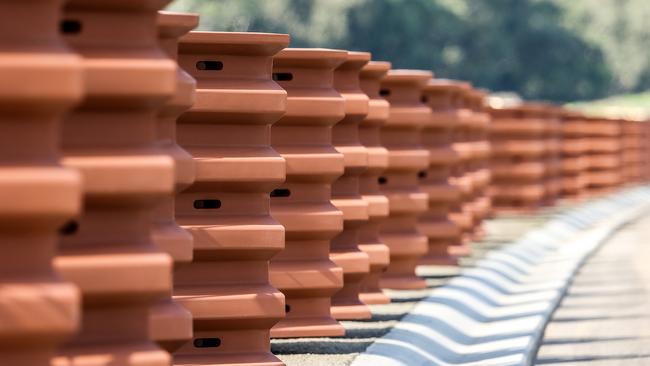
[
  {"xmin": 0, "ymin": 5, "xmax": 495, "ymax": 366},
  {"xmin": 489, "ymin": 103, "xmax": 550, "ymax": 210},
  {"xmin": 1, "ymin": 4, "xmax": 648, "ymax": 366},
  {"xmin": 621, "ymin": 118, "xmax": 646, "ymax": 184},
  {"xmin": 488, "ymin": 101, "xmax": 649, "ymax": 211}
]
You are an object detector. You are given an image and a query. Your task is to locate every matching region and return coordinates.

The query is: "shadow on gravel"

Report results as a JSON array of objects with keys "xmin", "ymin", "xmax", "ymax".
[
  {"xmin": 360, "ymin": 312, "xmax": 409, "ymax": 322},
  {"xmin": 550, "ymin": 313, "xmax": 650, "ymax": 322},
  {"xmin": 567, "ymin": 288, "xmax": 648, "ymax": 297},
  {"xmin": 536, "ymin": 353, "xmax": 650, "ymax": 364},
  {"xmin": 345, "ymin": 327, "xmax": 393, "ymax": 338},
  {"xmin": 541, "ymin": 336, "xmax": 650, "ymax": 345},
  {"xmin": 272, "ymin": 339, "xmax": 374, "ymax": 354},
  {"xmin": 387, "ymin": 296, "xmax": 429, "ymax": 303}
]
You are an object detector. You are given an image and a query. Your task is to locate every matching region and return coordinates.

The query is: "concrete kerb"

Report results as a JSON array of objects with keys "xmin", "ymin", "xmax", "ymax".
[{"xmin": 351, "ymin": 186, "xmax": 650, "ymax": 366}]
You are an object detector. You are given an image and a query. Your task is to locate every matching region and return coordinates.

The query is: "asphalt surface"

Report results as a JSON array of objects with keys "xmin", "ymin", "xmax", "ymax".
[{"xmin": 535, "ymin": 212, "xmax": 650, "ymax": 365}]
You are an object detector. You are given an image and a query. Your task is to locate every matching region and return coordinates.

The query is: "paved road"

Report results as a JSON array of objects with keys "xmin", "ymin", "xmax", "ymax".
[{"xmin": 535, "ymin": 213, "xmax": 650, "ymax": 365}]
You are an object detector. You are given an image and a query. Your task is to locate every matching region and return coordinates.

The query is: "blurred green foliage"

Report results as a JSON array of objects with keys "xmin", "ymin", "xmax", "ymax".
[{"xmin": 168, "ymin": 0, "xmax": 650, "ymax": 103}]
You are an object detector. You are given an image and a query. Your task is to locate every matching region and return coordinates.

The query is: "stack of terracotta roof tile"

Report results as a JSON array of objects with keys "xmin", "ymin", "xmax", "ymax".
[
  {"xmin": 489, "ymin": 104, "xmax": 547, "ymax": 211},
  {"xmin": 584, "ymin": 117, "xmax": 623, "ymax": 196},
  {"xmin": 448, "ymin": 82, "xmax": 476, "ymax": 255},
  {"xmin": 560, "ymin": 111, "xmax": 590, "ymax": 199},
  {"xmin": 621, "ymin": 119, "xmax": 645, "ymax": 184},
  {"xmin": 418, "ymin": 79, "xmax": 462, "ymax": 265},
  {"xmin": 465, "ymin": 89, "xmax": 492, "ymax": 239},
  {"xmin": 542, "ymin": 105, "xmax": 563, "ymax": 205}
]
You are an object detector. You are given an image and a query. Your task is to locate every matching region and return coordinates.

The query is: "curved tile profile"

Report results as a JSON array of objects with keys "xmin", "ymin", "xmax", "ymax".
[
  {"xmin": 55, "ymin": 1, "xmax": 176, "ymax": 365},
  {"xmin": 352, "ymin": 187, "xmax": 650, "ymax": 366},
  {"xmin": 584, "ymin": 117, "xmax": 623, "ymax": 196},
  {"xmin": 465, "ymin": 88, "xmax": 492, "ymax": 240},
  {"xmin": 541, "ymin": 106, "xmax": 563, "ymax": 205},
  {"xmin": 149, "ymin": 11, "xmax": 198, "ymax": 353},
  {"xmin": 448, "ymin": 82, "xmax": 476, "ymax": 257},
  {"xmin": 330, "ymin": 51, "xmax": 372, "ymax": 320},
  {"xmin": 418, "ymin": 80, "xmax": 462, "ymax": 266},
  {"xmin": 621, "ymin": 119, "xmax": 644, "ymax": 183},
  {"xmin": 489, "ymin": 104, "xmax": 550, "ymax": 211},
  {"xmin": 358, "ymin": 61, "xmax": 392, "ymax": 305},
  {"xmin": 560, "ymin": 111, "xmax": 590, "ymax": 198},
  {"xmin": 378, "ymin": 70, "xmax": 431, "ymax": 290},
  {"xmin": 174, "ymin": 31, "xmax": 289, "ymax": 365},
  {"xmin": 269, "ymin": 48, "xmax": 347, "ymax": 338},
  {"xmin": 0, "ymin": 0, "xmax": 83, "ymax": 364}
]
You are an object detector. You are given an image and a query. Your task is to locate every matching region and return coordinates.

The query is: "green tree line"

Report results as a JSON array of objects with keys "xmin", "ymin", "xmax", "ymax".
[{"xmin": 168, "ymin": 0, "xmax": 650, "ymax": 103}]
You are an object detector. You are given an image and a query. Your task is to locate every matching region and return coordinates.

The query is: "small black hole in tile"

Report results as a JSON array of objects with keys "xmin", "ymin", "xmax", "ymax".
[
  {"xmin": 193, "ymin": 199, "xmax": 222, "ymax": 209},
  {"xmin": 273, "ymin": 72, "xmax": 293, "ymax": 81},
  {"xmin": 379, "ymin": 89, "xmax": 390, "ymax": 97},
  {"xmin": 271, "ymin": 188, "xmax": 291, "ymax": 197},
  {"xmin": 285, "ymin": 304, "xmax": 291, "ymax": 313},
  {"xmin": 418, "ymin": 171, "xmax": 428, "ymax": 179},
  {"xmin": 196, "ymin": 60, "xmax": 223, "ymax": 71},
  {"xmin": 59, "ymin": 220, "xmax": 79, "ymax": 235},
  {"xmin": 193, "ymin": 338, "xmax": 221, "ymax": 348},
  {"xmin": 378, "ymin": 176, "xmax": 388, "ymax": 185},
  {"xmin": 61, "ymin": 20, "xmax": 82, "ymax": 34}
]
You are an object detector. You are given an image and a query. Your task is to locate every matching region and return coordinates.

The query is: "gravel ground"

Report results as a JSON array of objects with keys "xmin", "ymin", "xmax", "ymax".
[
  {"xmin": 272, "ymin": 202, "xmax": 571, "ymax": 366},
  {"xmin": 535, "ymin": 212, "xmax": 650, "ymax": 365}
]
